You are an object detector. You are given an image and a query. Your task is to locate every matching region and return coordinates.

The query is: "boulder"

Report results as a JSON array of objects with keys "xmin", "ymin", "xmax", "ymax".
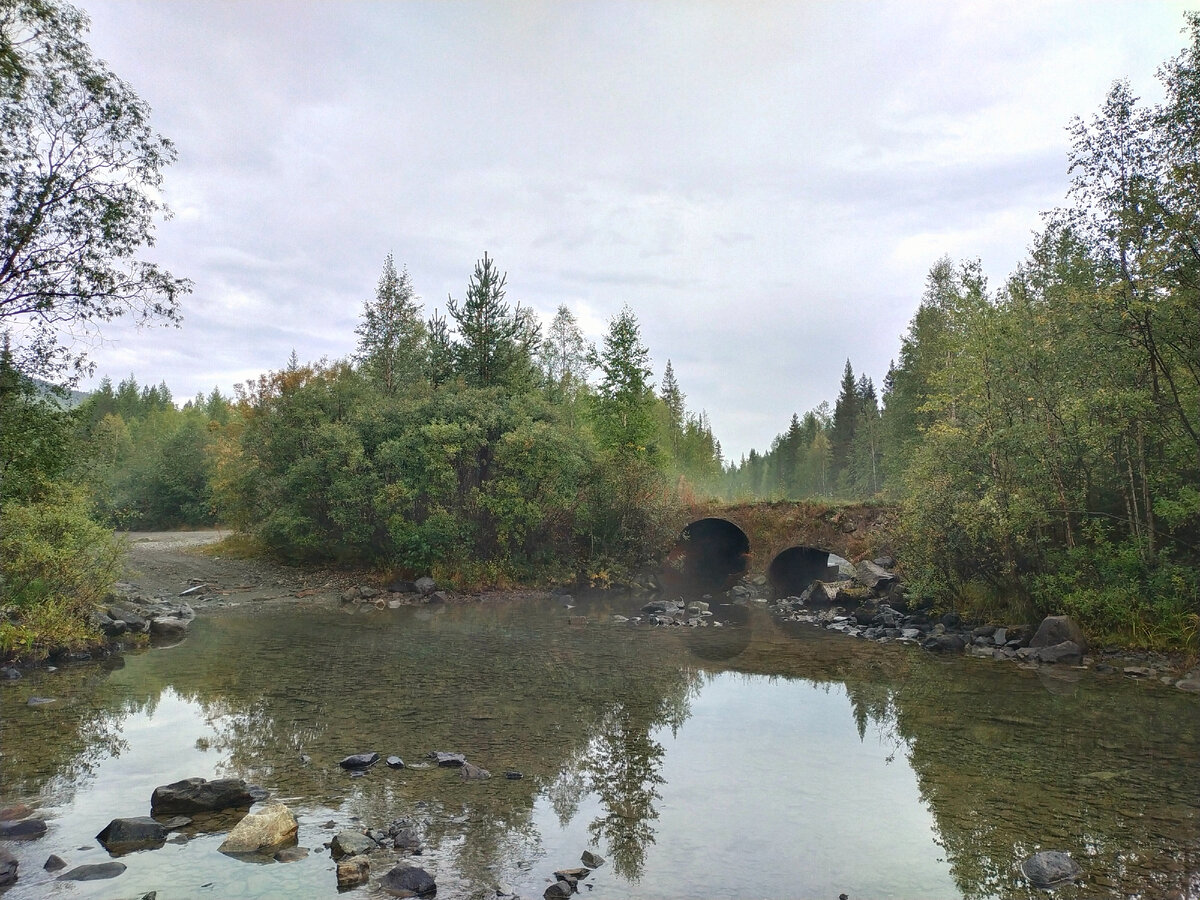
[
  {"xmin": 1036, "ymin": 641, "xmax": 1083, "ymax": 666},
  {"xmin": 337, "ymin": 855, "xmax": 370, "ymax": 889},
  {"xmin": 581, "ymin": 849, "xmax": 605, "ymax": 868},
  {"xmin": 429, "ymin": 751, "xmax": 465, "ymax": 767},
  {"xmin": 386, "ymin": 755, "xmax": 406, "ymax": 769},
  {"xmin": 151, "ymin": 777, "xmax": 254, "ymax": 815},
  {"xmin": 274, "ymin": 846, "xmax": 308, "ymax": 863},
  {"xmin": 1021, "ymin": 850, "xmax": 1081, "ymax": 888},
  {"xmin": 217, "ymin": 803, "xmax": 298, "ymax": 855},
  {"xmin": 96, "ymin": 817, "xmax": 168, "ymax": 853},
  {"xmin": 43, "ymin": 853, "xmax": 67, "ymax": 871},
  {"xmin": 544, "ymin": 880, "xmax": 573, "ymax": 900},
  {"xmin": 388, "ymin": 579, "xmax": 418, "ymax": 593},
  {"xmin": 1030, "ymin": 616, "xmax": 1087, "ymax": 654},
  {"xmin": 854, "ymin": 560, "xmax": 896, "ymax": 590},
  {"xmin": 0, "ymin": 849, "xmax": 15, "ymax": 886},
  {"xmin": 339, "ymin": 752, "xmax": 380, "ymax": 770},
  {"xmin": 0, "ymin": 818, "xmax": 46, "ymax": 840},
  {"xmin": 380, "ymin": 863, "xmax": 437, "ymax": 897},
  {"xmin": 392, "ymin": 827, "xmax": 422, "ymax": 852},
  {"xmin": 923, "ymin": 634, "xmax": 966, "ymax": 654},
  {"xmin": 460, "ymin": 762, "xmax": 491, "ymax": 780},
  {"xmin": 331, "ymin": 829, "xmax": 375, "ymax": 859},
  {"xmin": 149, "ymin": 616, "xmax": 190, "ymax": 637},
  {"xmin": 57, "ymin": 862, "xmax": 127, "ymax": 881},
  {"xmin": 414, "ymin": 576, "xmax": 437, "ymax": 595}
]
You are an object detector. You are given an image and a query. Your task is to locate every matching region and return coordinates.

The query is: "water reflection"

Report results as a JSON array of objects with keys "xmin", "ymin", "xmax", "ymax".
[{"xmin": 0, "ymin": 596, "xmax": 1196, "ymax": 899}]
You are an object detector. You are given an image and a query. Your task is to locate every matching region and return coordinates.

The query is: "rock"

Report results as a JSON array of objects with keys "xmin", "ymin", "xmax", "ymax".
[
  {"xmin": 109, "ymin": 606, "xmax": 149, "ymax": 632},
  {"xmin": 149, "ymin": 616, "xmax": 190, "ymax": 637},
  {"xmin": 1176, "ymin": 667, "xmax": 1200, "ymax": 693},
  {"xmin": 96, "ymin": 816, "xmax": 168, "ymax": 853},
  {"xmin": 992, "ymin": 627, "xmax": 1008, "ymax": 646},
  {"xmin": 359, "ymin": 587, "xmax": 380, "ymax": 599},
  {"xmin": 340, "ymin": 589, "xmax": 359, "ymax": 604},
  {"xmin": 852, "ymin": 604, "xmax": 878, "ymax": 626},
  {"xmin": 340, "ymin": 752, "xmax": 380, "ymax": 769},
  {"xmin": 967, "ymin": 645, "xmax": 996, "ymax": 659},
  {"xmin": 151, "ymin": 777, "xmax": 254, "ymax": 815},
  {"xmin": 581, "ymin": 849, "xmax": 605, "ymax": 868},
  {"xmin": 923, "ymin": 634, "xmax": 966, "ymax": 654},
  {"xmin": 854, "ymin": 560, "xmax": 896, "ymax": 589},
  {"xmin": 57, "ymin": 862, "xmax": 127, "ymax": 881},
  {"xmin": 429, "ymin": 751, "xmax": 465, "ymax": 767},
  {"xmin": 427, "ymin": 591, "xmax": 449, "ymax": 604},
  {"xmin": 460, "ymin": 762, "xmax": 491, "ymax": 780},
  {"xmin": 544, "ymin": 879, "xmax": 573, "ymax": 899},
  {"xmin": 331, "ymin": 829, "xmax": 375, "ymax": 859},
  {"xmin": 1036, "ymin": 641, "xmax": 1083, "ymax": 666},
  {"xmin": 337, "ymin": 855, "xmax": 370, "ymax": 888},
  {"xmin": 1021, "ymin": 850, "xmax": 1081, "ymax": 888},
  {"xmin": 217, "ymin": 803, "xmax": 298, "ymax": 855},
  {"xmin": 388, "ymin": 578, "xmax": 418, "ymax": 593},
  {"xmin": 1030, "ymin": 616, "xmax": 1087, "ymax": 654},
  {"xmin": 1005, "ymin": 624, "xmax": 1033, "ymax": 646},
  {"xmin": 26, "ymin": 696, "xmax": 56, "ymax": 706},
  {"xmin": 414, "ymin": 576, "xmax": 437, "ymax": 595},
  {"xmin": 505, "ymin": 771, "xmax": 524, "ymax": 780},
  {"xmin": 386, "ymin": 755, "xmax": 406, "ymax": 769},
  {"xmin": 1123, "ymin": 666, "xmax": 1155, "ymax": 678},
  {"xmin": 873, "ymin": 556, "xmax": 895, "ymax": 568},
  {"xmin": 392, "ymin": 827, "xmax": 422, "ymax": 851},
  {"xmin": 380, "ymin": 863, "xmax": 437, "ymax": 897},
  {"xmin": 0, "ymin": 818, "xmax": 46, "ymax": 840},
  {"xmin": 1, "ymin": 666, "xmax": 20, "ymax": 679},
  {"xmin": 554, "ymin": 867, "xmax": 589, "ymax": 884},
  {"xmin": 44, "ymin": 853, "xmax": 67, "ymax": 871},
  {"xmin": 274, "ymin": 846, "xmax": 309, "ymax": 862},
  {"xmin": 0, "ymin": 848, "xmax": 16, "ymax": 886},
  {"xmin": 0, "ymin": 804, "xmax": 34, "ymax": 821},
  {"xmin": 156, "ymin": 815, "xmax": 192, "ymax": 829}
]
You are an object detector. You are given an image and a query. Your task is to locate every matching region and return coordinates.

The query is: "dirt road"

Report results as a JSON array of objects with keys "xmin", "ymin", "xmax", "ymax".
[{"xmin": 120, "ymin": 531, "xmax": 353, "ymax": 608}]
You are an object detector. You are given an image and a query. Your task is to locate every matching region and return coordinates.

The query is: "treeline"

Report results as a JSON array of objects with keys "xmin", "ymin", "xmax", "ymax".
[
  {"xmin": 46, "ymin": 254, "xmax": 724, "ymax": 588},
  {"xmin": 726, "ymin": 20, "xmax": 1200, "ymax": 646}
]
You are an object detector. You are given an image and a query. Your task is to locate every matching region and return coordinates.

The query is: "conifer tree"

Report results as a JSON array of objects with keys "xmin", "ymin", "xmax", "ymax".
[
  {"xmin": 355, "ymin": 253, "xmax": 426, "ymax": 395},
  {"xmin": 447, "ymin": 253, "xmax": 524, "ymax": 389},
  {"xmin": 593, "ymin": 305, "xmax": 656, "ymax": 458},
  {"xmin": 830, "ymin": 359, "xmax": 860, "ymax": 486}
]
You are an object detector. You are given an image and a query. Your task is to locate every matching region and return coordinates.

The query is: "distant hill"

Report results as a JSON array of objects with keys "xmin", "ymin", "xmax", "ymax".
[{"xmin": 32, "ymin": 378, "xmax": 90, "ymax": 409}]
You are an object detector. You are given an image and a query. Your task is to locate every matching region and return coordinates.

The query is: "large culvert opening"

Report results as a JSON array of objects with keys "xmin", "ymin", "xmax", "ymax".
[
  {"xmin": 767, "ymin": 546, "xmax": 844, "ymax": 597},
  {"xmin": 661, "ymin": 518, "xmax": 750, "ymax": 593}
]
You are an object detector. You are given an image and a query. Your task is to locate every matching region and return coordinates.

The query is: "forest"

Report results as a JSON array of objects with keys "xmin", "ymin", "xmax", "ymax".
[{"xmin": 1, "ymin": 3, "xmax": 1197, "ymax": 658}]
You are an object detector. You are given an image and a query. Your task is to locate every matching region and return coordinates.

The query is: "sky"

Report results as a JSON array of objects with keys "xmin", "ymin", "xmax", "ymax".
[{"xmin": 70, "ymin": 0, "xmax": 1191, "ymax": 462}]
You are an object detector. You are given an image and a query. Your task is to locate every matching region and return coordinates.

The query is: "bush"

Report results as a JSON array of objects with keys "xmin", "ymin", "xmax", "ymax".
[{"xmin": 0, "ymin": 483, "xmax": 125, "ymax": 660}]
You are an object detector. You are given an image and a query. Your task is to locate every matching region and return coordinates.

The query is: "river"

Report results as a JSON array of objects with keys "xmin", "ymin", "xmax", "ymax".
[{"xmin": 0, "ymin": 543, "xmax": 1197, "ymax": 899}]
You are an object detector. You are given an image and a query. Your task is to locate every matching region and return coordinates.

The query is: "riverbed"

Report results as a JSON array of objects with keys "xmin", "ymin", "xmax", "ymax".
[{"xmin": 1, "ymin": 541, "xmax": 1197, "ymax": 899}]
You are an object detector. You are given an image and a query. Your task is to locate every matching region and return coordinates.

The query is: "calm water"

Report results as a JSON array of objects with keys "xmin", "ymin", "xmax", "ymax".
[{"xmin": 1, "ymin": 595, "xmax": 1197, "ymax": 899}]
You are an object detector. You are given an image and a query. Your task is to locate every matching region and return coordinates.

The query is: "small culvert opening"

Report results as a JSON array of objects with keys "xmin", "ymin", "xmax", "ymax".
[
  {"xmin": 767, "ymin": 546, "xmax": 844, "ymax": 597},
  {"xmin": 662, "ymin": 518, "xmax": 750, "ymax": 592}
]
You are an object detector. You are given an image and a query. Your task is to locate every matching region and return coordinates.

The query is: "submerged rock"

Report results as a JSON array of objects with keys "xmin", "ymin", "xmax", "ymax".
[
  {"xmin": 0, "ymin": 849, "xmax": 16, "ymax": 886},
  {"xmin": 339, "ymin": 752, "xmax": 380, "ymax": 770},
  {"xmin": 460, "ymin": 762, "xmax": 491, "ymax": 780},
  {"xmin": 96, "ymin": 817, "xmax": 168, "ymax": 853},
  {"xmin": 380, "ymin": 863, "xmax": 437, "ymax": 897},
  {"xmin": 1036, "ymin": 641, "xmax": 1083, "ymax": 666},
  {"xmin": 1021, "ymin": 850, "xmax": 1081, "ymax": 888},
  {"xmin": 429, "ymin": 751, "xmax": 466, "ymax": 767},
  {"xmin": 217, "ymin": 803, "xmax": 298, "ymax": 855},
  {"xmin": 151, "ymin": 777, "xmax": 254, "ymax": 815},
  {"xmin": 57, "ymin": 862, "xmax": 127, "ymax": 881},
  {"xmin": 386, "ymin": 755, "xmax": 406, "ymax": 769}
]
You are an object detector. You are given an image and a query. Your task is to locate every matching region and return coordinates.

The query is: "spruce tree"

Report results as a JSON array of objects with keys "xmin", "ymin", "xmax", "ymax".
[
  {"xmin": 593, "ymin": 305, "xmax": 656, "ymax": 458},
  {"xmin": 830, "ymin": 359, "xmax": 860, "ymax": 488},
  {"xmin": 355, "ymin": 253, "xmax": 426, "ymax": 395}
]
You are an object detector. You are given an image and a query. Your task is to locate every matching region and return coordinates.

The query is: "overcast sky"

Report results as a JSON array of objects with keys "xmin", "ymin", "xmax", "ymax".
[{"xmin": 76, "ymin": 0, "xmax": 1189, "ymax": 462}]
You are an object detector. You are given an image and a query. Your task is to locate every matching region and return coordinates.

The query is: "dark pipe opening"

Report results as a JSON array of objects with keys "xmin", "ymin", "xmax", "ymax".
[
  {"xmin": 662, "ymin": 518, "xmax": 750, "ymax": 593},
  {"xmin": 767, "ymin": 546, "xmax": 842, "ymax": 597}
]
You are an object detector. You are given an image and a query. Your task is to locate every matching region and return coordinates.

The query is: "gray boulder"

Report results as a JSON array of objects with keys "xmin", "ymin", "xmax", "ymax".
[
  {"xmin": 923, "ymin": 634, "xmax": 966, "ymax": 654},
  {"xmin": 429, "ymin": 751, "xmax": 465, "ymax": 767},
  {"xmin": 581, "ymin": 849, "xmax": 605, "ymax": 868},
  {"xmin": 854, "ymin": 559, "xmax": 896, "ymax": 590},
  {"xmin": 460, "ymin": 762, "xmax": 491, "ymax": 780},
  {"xmin": 544, "ymin": 880, "xmax": 573, "ymax": 900},
  {"xmin": 1035, "ymin": 641, "xmax": 1083, "ymax": 666},
  {"xmin": 0, "ymin": 818, "xmax": 46, "ymax": 840},
  {"xmin": 1030, "ymin": 616, "xmax": 1087, "ymax": 653},
  {"xmin": 57, "ymin": 862, "xmax": 127, "ymax": 881},
  {"xmin": 414, "ymin": 576, "xmax": 436, "ymax": 595},
  {"xmin": 380, "ymin": 863, "xmax": 437, "ymax": 897},
  {"xmin": 149, "ymin": 616, "xmax": 190, "ymax": 637},
  {"xmin": 339, "ymin": 752, "xmax": 379, "ymax": 769},
  {"xmin": 96, "ymin": 817, "xmax": 168, "ymax": 853},
  {"xmin": 1021, "ymin": 850, "xmax": 1081, "ymax": 888},
  {"xmin": 0, "ymin": 848, "xmax": 15, "ymax": 886},
  {"xmin": 331, "ymin": 829, "xmax": 375, "ymax": 859},
  {"xmin": 151, "ymin": 777, "xmax": 254, "ymax": 815}
]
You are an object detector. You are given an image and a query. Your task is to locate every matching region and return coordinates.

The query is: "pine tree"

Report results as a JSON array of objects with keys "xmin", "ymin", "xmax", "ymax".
[
  {"xmin": 447, "ymin": 253, "xmax": 524, "ymax": 389},
  {"xmin": 355, "ymin": 253, "xmax": 427, "ymax": 395}
]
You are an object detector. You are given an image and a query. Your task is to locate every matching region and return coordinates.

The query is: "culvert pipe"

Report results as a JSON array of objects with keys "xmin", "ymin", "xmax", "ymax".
[
  {"xmin": 767, "ymin": 546, "xmax": 850, "ymax": 597},
  {"xmin": 661, "ymin": 518, "xmax": 750, "ymax": 593}
]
